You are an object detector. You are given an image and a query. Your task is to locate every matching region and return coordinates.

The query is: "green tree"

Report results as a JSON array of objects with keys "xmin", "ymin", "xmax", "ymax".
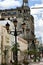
[{"xmin": 11, "ymin": 43, "xmax": 21, "ymax": 65}]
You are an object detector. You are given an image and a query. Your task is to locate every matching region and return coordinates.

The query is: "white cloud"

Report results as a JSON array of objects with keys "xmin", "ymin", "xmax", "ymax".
[
  {"xmin": 30, "ymin": 3, "xmax": 43, "ymax": 16},
  {"xmin": 38, "ymin": 19, "xmax": 43, "ymax": 26},
  {"xmin": 31, "ymin": 3, "xmax": 43, "ymax": 42},
  {"xmin": 42, "ymin": 0, "xmax": 43, "ymax": 3},
  {"xmin": 0, "ymin": 0, "xmax": 22, "ymax": 9}
]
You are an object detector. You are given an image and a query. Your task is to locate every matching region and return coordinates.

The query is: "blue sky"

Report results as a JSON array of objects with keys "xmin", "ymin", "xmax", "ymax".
[
  {"xmin": 29, "ymin": 0, "xmax": 41, "ymax": 7},
  {"xmin": 0, "ymin": 0, "xmax": 43, "ymax": 43}
]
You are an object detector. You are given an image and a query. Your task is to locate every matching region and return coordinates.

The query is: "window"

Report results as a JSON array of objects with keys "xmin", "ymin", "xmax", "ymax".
[
  {"xmin": 18, "ymin": 10, "xmax": 22, "ymax": 13},
  {"xmin": 13, "ymin": 12, "xmax": 16, "ymax": 15},
  {"xmin": 24, "ymin": 10, "xmax": 25, "ymax": 13},
  {"xmin": 24, "ymin": 17, "xmax": 26, "ymax": 20}
]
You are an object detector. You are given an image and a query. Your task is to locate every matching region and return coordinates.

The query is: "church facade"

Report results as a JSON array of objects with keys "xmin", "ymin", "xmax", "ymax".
[{"xmin": 0, "ymin": 0, "xmax": 35, "ymax": 45}]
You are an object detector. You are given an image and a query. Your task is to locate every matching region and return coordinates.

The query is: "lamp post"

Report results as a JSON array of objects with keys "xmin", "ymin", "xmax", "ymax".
[
  {"xmin": 13, "ymin": 19, "xmax": 18, "ymax": 65},
  {"xmin": 5, "ymin": 18, "xmax": 26, "ymax": 65},
  {"xmin": 5, "ymin": 22, "xmax": 10, "ymax": 32},
  {"xmin": 22, "ymin": 22, "xmax": 26, "ymax": 32}
]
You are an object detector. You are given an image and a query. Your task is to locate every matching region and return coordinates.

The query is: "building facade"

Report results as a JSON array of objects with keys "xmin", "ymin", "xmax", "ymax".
[
  {"xmin": 0, "ymin": 25, "xmax": 28, "ymax": 64},
  {"xmin": 0, "ymin": 0, "xmax": 35, "ymax": 63},
  {"xmin": 0, "ymin": 26, "xmax": 11, "ymax": 64},
  {"xmin": 0, "ymin": 0, "xmax": 35, "ymax": 45}
]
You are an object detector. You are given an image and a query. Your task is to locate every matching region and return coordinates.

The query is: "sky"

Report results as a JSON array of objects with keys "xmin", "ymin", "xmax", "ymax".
[{"xmin": 0, "ymin": 0, "xmax": 43, "ymax": 43}]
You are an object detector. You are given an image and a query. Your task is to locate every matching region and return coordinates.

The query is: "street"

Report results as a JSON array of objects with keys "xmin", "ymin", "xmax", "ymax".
[
  {"xmin": 30, "ymin": 58, "xmax": 43, "ymax": 65},
  {"xmin": 7, "ymin": 58, "xmax": 43, "ymax": 65},
  {"xmin": 30, "ymin": 62, "xmax": 43, "ymax": 65}
]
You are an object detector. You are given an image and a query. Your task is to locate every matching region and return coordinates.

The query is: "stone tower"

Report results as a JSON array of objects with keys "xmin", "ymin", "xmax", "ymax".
[
  {"xmin": 23, "ymin": 0, "xmax": 28, "ymax": 6},
  {"xmin": 21, "ymin": 0, "xmax": 34, "ymax": 44},
  {"xmin": 22, "ymin": 0, "xmax": 30, "ymax": 22}
]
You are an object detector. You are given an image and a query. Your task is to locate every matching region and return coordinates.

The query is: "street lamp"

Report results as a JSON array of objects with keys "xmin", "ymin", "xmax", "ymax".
[
  {"xmin": 5, "ymin": 18, "xmax": 26, "ymax": 65},
  {"xmin": 13, "ymin": 18, "xmax": 18, "ymax": 65},
  {"xmin": 22, "ymin": 22, "xmax": 26, "ymax": 32},
  {"xmin": 5, "ymin": 19, "xmax": 18, "ymax": 65},
  {"xmin": 5, "ymin": 22, "xmax": 10, "ymax": 32},
  {"xmin": 26, "ymin": 28, "xmax": 30, "ymax": 33}
]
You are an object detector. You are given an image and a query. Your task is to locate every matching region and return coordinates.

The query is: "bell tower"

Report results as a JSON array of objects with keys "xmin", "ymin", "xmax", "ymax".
[{"xmin": 23, "ymin": 0, "xmax": 28, "ymax": 6}]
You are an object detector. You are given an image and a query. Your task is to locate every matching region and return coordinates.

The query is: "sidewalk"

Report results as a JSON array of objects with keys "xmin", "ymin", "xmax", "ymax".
[{"xmin": 30, "ymin": 61, "xmax": 43, "ymax": 65}]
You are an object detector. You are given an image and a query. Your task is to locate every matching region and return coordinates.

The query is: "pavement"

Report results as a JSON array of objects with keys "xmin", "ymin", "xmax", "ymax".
[
  {"xmin": 7, "ymin": 62, "xmax": 43, "ymax": 65},
  {"xmin": 7, "ymin": 58, "xmax": 43, "ymax": 65},
  {"xmin": 30, "ymin": 58, "xmax": 43, "ymax": 65},
  {"xmin": 30, "ymin": 62, "xmax": 43, "ymax": 65},
  {"xmin": 29, "ymin": 58, "xmax": 43, "ymax": 65}
]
